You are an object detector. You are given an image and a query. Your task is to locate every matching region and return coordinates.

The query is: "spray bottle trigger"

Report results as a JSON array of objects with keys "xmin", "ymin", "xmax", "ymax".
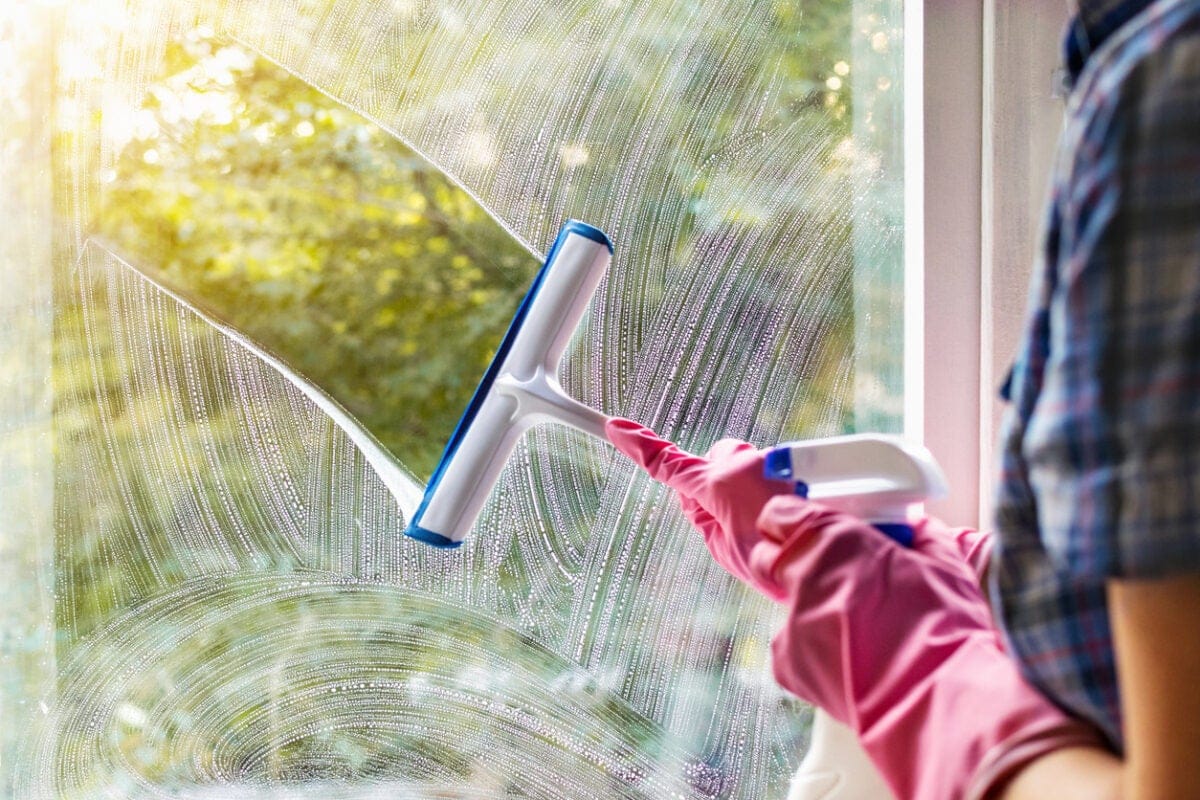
[
  {"xmin": 764, "ymin": 448, "xmax": 808, "ymax": 496},
  {"xmin": 873, "ymin": 522, "xmax": 914, "ymax": 548},
  {"xmin": 763, "ymin": 441, "xmax": 916, "ymax": 548},
  {"xmin": 763, "ymin": 446, "xmax": 793, "ymax": 480}
]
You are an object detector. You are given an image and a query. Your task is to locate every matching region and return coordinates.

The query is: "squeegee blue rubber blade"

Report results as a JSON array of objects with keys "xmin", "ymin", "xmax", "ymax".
[
  {"xmin": 403, "ymin": 523, "xmax": 461, "ymax": 549},
  {"xmin": 402, "ymin": 220, "xmax": 610, "ymax": 546}
]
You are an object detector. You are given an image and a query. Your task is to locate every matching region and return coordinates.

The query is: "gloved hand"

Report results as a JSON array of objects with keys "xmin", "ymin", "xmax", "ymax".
[
  {"xmin": 607, "ymin": 418, "xmax": 996, "ymax": 591},
  {"xmin": 751, "ymin": 496, "xmax": 1103, "ymax": 800},
  {"xmin": 608, "ymin": 419, "xmax": 1100, "ymax": 800},
  {"xmin": 605, "ymin": 418, "xmax": 790, "ymax": 590},
  {"xmin": 912, "ymin": 515, "xmax": 994, "ymax": 585}
]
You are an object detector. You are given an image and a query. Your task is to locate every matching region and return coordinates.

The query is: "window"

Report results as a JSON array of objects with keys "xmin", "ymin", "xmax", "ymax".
[{"xmin": 1, "ymin": 1, "xmax": 920, "ymax": 797}]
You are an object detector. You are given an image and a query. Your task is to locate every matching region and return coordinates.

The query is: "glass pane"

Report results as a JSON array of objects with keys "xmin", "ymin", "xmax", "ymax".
[{"xmin": 1, "ymin": 1, "xmax": 904, "ymax": 798}]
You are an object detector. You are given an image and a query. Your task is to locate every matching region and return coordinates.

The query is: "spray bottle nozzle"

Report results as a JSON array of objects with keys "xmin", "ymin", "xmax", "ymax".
[{"xmin": 762, "ymin": 435, "xmax": 948, "ymax": 548}]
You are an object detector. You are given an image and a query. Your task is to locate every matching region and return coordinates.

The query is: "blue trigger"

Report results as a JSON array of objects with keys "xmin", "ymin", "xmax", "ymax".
[
  {"xmin": 793, "ymin": 481, "xmax": 809, "ymax": 498},
  {"xmin": 873, "ymin": 522, "xmax": 914, "ymax": 548},
  {"xmin": 764, "ymin": 447, "xmax": 793, "ymax": 480}
]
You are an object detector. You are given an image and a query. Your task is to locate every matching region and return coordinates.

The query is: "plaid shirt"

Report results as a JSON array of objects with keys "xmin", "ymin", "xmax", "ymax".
[{"xmin": 992, "ymin": 0, "xmax": 1200, "ymax": 752}]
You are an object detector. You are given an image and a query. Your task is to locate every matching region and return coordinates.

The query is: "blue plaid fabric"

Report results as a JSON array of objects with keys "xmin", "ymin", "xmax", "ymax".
[{"xmin": 993, "ymin": 0, "xmax": 1200, "ymax": 752}]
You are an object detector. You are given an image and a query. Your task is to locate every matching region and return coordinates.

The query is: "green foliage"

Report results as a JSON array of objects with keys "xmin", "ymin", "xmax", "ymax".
[
  {"xmin": 92, "ymin": 3, "xmax": 872, "ymax": 475},
  {"xmin": 96, "ymin": 32, "xmax": 540, "ymax": 478}
]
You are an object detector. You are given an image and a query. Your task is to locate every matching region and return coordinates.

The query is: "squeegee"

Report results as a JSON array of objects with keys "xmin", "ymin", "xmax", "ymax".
[
  {"xmin": 404, "ymin": 219, "xmax": 947, "ymax": 800},
  {"xmin": 404, "ymin": 220, "xmax": 613, "ymax": 547}
]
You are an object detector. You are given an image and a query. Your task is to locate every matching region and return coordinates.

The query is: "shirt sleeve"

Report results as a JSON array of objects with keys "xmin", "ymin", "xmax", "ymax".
[{"xmin": 1023, "ymin": 31, "xmax": 1200, "ymax": 580}]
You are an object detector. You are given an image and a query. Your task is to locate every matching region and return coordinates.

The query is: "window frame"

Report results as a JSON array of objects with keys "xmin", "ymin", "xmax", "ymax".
[{"xmin": 908, "ymin": 0, "xmax": 1066, "ymax": 528}]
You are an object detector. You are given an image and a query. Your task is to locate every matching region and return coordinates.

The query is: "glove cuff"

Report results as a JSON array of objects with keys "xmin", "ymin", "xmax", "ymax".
[
  {"xmin": 857, "ymin": 634, "xmax": 1107, "ymax": 800},
  {"xmin": 757, "ymin": 498, "xmax": 1105, "ymax": 800},
  {"xmin": 965, "ymin": 717, "xmax": 1108, "ymax": 800}
]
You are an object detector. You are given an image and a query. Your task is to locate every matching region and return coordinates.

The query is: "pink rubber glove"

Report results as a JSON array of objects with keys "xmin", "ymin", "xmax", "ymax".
[
  {"xmin": 608, "ymin": 419, "xmax": 1099, "ymax": 799},
  {"xmin": 913, "ymin": 515, "xmax": 994, "ymax": 585},
  {"xmin": 750, "ymin": 496, "xmax": 1104, "ymax": 800},
  {"xmin": 605, "ymin": 418, "xmax": 790, "ymax": 590},
  {"xmin": 607, "ymin": 418, "xmax": 995, "ymax": 591}
]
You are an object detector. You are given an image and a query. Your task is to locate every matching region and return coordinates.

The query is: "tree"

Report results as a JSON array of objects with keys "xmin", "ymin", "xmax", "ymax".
[{"xmin": 97, "ymin": 32, "xmax": 540, "ymax": 478}]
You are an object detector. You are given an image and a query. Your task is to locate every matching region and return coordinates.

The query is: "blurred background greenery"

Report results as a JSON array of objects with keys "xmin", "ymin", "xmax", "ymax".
[{"xmin": 94, "ymin": 32, "xmax": 543, "ymax": 479}]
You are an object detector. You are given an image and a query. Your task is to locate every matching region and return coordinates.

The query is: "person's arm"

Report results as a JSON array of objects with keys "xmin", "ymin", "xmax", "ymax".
[
  {"xmin": 1000, "ymin": 573, "xmax": 1200, "ymax": 800},
  {"xmin": 996, "ymin": 742, "xmax": 1120, "ymax": 799},
  {"xmin": 1109, "ymin": 573, "xmax": 1200, "ymax": 798}
]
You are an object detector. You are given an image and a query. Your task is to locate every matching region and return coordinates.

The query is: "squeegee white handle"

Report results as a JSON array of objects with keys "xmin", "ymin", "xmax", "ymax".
[{"xmin": 495, "ymin": 369, "xmax": 610, "ymax": 440}]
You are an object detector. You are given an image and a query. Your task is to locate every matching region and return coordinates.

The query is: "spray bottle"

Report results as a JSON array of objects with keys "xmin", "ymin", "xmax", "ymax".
[{"xmin": 763, "ymin": 434, "xmax": 947, "ymax": 800}]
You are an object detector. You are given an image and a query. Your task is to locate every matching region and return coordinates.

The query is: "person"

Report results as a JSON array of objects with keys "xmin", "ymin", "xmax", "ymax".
[{"xmin": 607, "ymin": 1, "xmax": 1200, "ymax": 797}]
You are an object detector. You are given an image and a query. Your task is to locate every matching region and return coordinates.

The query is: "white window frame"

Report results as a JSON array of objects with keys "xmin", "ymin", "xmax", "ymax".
[{"xmin": 907, "ymin": 0, "xmax": 1066, "ymax": 528}]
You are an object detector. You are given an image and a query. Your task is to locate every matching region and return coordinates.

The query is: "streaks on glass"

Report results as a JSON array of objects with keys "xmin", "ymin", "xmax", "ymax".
[
  {"xmin": 55, "ymin": 245, "xmax": 430, "ymax": 634},
  {"xmin": 14, "ymin": 0, "xmax": 903, "ymax": 798}
]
